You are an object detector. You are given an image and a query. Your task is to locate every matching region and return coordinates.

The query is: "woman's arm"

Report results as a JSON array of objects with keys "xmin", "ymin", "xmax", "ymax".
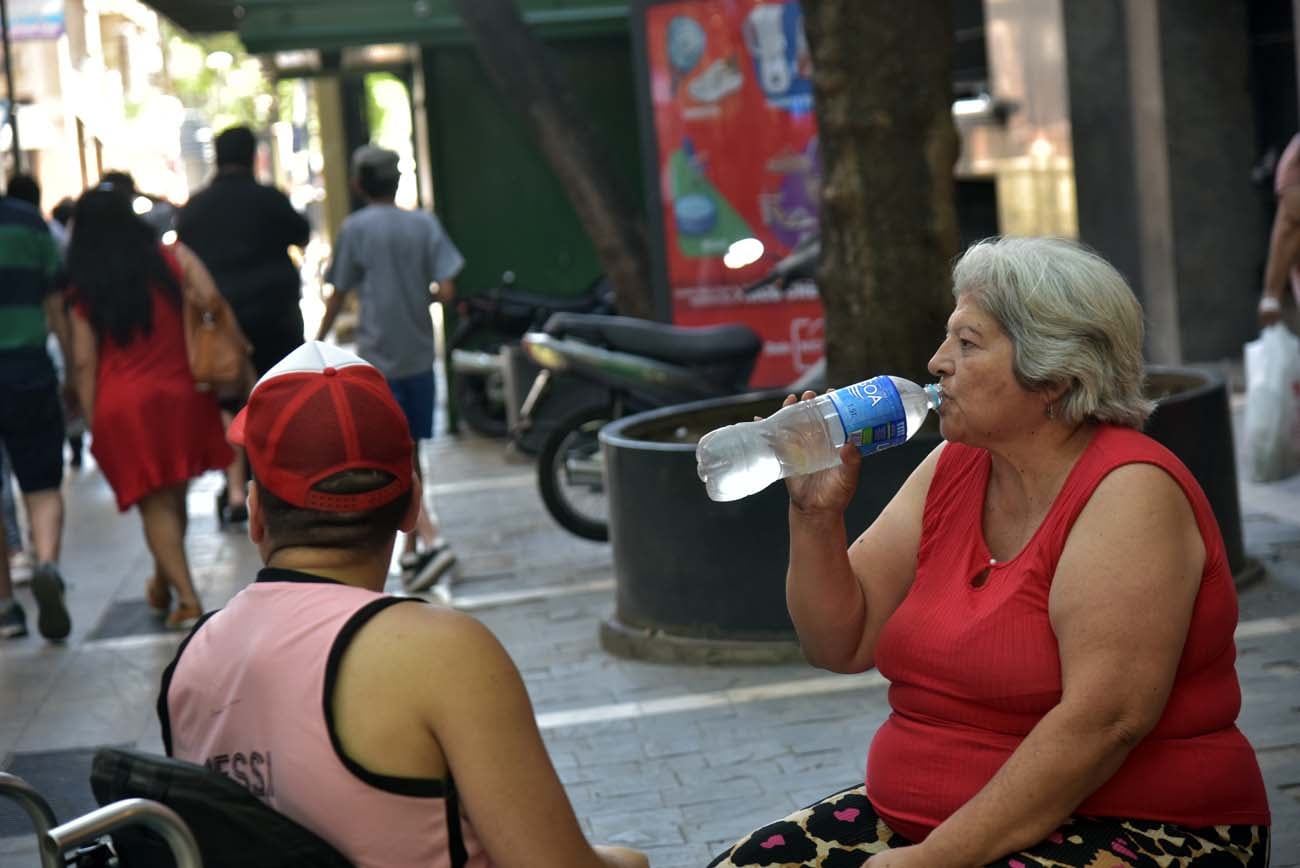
[
  {"xmin": 315, "ymin": 287, "xmax": 349, "ymax": 341},
  {"xmin": 785, "ymin": 399, "xmax": 943, "ymax": 672},
  {"xmin": 872, "ymin": 463, "xmax": 1204, "ymax": 868},
  {"xmin": 69, "ymin": 310, "xmax": 98, "ymax": 427},
  {"xmin": 172, "ymin": 243, "xmax": 230, "ymax": 318},
  {"xmin": 172, "ymin": 242, "xmax": 253, "ymax": 358}
]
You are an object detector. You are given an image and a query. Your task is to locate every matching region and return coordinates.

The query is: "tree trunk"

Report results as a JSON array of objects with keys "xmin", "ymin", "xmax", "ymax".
[
  {"xmin": 802, "ymin": 0, "xmax": 959, "ymax": 386},
  {"xmin": 451, "ymin": 0, "xmax": 655, "ymax": 318}
]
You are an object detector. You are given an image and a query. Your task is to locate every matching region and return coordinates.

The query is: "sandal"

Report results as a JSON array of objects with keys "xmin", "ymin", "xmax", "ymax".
[
  {"xmin": 166, "ymin": 600, "xmax": 203, "ymax": 631},
  {"xmin": 145, "ymin": 574, "xmax": 172, "ymax": 615}
]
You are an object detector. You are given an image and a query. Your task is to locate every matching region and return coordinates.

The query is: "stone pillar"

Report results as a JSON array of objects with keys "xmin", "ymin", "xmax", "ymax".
[
  {"xmin": 313, "ymin": 76, "xmax": 350, "ymax": 246},
  {"xmin": 1063, "ymin": 0, "xmax": 1262, "ymax": 363}
]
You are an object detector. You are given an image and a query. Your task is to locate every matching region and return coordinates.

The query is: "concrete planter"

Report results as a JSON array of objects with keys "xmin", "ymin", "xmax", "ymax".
[{"xmin": 599, "ymin": 366, "xmax": 1254, "ymax": 663}]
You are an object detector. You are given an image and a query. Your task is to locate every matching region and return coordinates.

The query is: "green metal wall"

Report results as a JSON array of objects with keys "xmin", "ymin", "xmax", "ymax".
[
  {"xmin": 239, "ymin": 0, "xmax": 643, "ymax": 298},
  {"xmin": 240, "ymin": 1, "xmax": 629, "ymax": 53},
  {"xmin": 422, "ymin": 36, "xmax": 644, "ymax": 297}
]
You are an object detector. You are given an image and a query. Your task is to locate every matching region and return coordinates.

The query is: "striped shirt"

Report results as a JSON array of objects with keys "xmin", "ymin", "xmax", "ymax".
[{"xmin": 0, "ymin": 197, "xmax": 60, "ymax": 381}]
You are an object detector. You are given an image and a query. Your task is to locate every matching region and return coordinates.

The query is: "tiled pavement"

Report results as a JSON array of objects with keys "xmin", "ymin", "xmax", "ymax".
[{"xmin": 1, "ymin": 395, "xmax": 1299, "ymax": 866}]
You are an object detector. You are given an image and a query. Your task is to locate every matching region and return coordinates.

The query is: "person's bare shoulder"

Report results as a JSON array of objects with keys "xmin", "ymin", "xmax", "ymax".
[{"xmin": 357, "ymin": 602, "xmax": 516, "ymax": 690}]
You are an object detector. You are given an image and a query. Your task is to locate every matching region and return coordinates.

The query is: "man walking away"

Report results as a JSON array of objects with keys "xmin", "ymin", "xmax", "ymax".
[
  {"xmin": 0, "ymin": 187, "xmax": 72, "ymax": 640},
  {"xmin": 316, "ymin": 145, "xmax": 461, "ymax": 595},
  {"xmin": 178, "ymin": 126, "xmax": 311, "ymax": 526}
]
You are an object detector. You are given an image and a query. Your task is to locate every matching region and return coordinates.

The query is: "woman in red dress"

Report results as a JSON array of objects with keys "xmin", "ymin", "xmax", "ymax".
[{"xmin": 66, "ymin": 189, "xmax": 234, "ymax": 629}]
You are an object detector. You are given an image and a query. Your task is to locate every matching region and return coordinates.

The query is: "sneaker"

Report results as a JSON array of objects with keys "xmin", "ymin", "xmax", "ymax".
[
  {"xmin": 9, "ymin": 550, "xmax": 33, "ymax": 585},
  {"xmin": 0, "ymin": 601, "xmax": 28, "ymax": 639},
  {"xmin": 398, "ymin": 539, "xmax": 448, "ymax": 581},
  {"xmin": 403, "ymin": 545, "xmax": 457, "ymax": 593},
  {"xmin": 31, "ymin": 563, "xmax": 71, "ymax": 641}
]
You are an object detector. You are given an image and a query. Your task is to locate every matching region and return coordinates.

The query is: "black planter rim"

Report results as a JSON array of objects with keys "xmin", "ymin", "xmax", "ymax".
[
  {"xmin": 600, "ymin": 365, "xmax": 1224, "ymax": 453},
  {"xmin": 599, "ymin": 388, "xmax": 787, "ymax": 453},
  {"xmin": 1144, "ymin": 364, "xmax": 1224, "ymax": 406}
]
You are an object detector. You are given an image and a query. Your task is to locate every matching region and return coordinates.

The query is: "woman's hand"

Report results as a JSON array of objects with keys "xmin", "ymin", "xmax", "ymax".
[{"xmin": 782, "ymin": 392, "xmax": 862, "ymax": 517}]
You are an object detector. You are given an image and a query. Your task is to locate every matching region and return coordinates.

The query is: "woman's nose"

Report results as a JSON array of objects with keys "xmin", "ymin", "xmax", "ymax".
[{"xmin": 927, "ymin": 343, "xmax": 949, "ymax": 378}]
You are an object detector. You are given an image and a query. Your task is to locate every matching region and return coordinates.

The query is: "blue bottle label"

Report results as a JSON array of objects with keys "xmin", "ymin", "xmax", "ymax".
[{"xmin": 827, "ymin": 376, "xmax": 908, "ymax": 456}]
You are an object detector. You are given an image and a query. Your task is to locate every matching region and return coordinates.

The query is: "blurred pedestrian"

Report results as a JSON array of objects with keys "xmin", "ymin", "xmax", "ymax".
[
  {"xmin": 8, "ymin": 176, "xmax": 87, "ymax": 470},
  {"xmin": 6, "ymin": 173, "xmax": 67, "ymax": 249},
  {"xmin": 1259, "ymin": 133, "xmax": 1300, "ymax": 331},
  {"xmin": 98, "ymin": 171, "xmax": 177, "ymax": 241},
  {"xmin": 0, "ymin": 185, "xmax": 72, "ymax": 641},
  {"xmin": 51, "ymin": 197, "xmax": 74, "ymax": 236},
  {"xmin": 317, "ymin": 145, "xmax": 461, "ymax": 594},
  {"xmin": 1, "ymin": 446, "xmax": 30, "ymax": 581},
  {"xmin": 65, "ymin": 189, "xmax": 233, "ymax": 630},
  {"xmin": 178, "ymin": 125, "xmax": 311, "ymax": 527}
]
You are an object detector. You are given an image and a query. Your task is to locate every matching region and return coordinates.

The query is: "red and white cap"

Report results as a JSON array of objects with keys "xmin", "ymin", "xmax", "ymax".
[{"xmin": 228, "ymin": 342, "xmax": 414, "ymax": 512}]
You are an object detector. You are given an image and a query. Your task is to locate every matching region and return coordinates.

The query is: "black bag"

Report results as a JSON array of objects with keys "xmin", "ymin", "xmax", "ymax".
[{"xmin": 90, "ymin": 747, "xmax": 353, "ymax": 868}]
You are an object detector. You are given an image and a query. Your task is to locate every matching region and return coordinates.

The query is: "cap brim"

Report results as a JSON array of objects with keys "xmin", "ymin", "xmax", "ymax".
[{"xmin": 227, "ymin": 406, "xmax": 249, "ymax": 446}]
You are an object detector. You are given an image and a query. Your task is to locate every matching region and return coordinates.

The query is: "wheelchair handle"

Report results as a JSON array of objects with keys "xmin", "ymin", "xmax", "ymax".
[
  {"xmin": 0, "ymin": 772, "xmax": 60, "ymax": 867},
  {"xmin": 45, "ymin": 798, "xmax": 204, "ymax": 868}
]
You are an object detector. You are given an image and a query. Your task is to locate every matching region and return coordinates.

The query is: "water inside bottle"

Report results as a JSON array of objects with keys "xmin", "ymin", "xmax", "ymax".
[{"xmin": 703, "ymin": 451, "xmax": 780, "ymax": 502}]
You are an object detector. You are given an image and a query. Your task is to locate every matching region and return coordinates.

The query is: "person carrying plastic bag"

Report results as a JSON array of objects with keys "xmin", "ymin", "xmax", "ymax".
[{"xmin": 1244, "ymin": 323, "xmax": 1300, "ymax": 482}]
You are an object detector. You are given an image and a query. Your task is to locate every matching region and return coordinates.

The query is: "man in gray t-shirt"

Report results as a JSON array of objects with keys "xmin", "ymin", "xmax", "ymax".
[{"xmin": 318, "ymin": 145, "xmax": 463, "ymax": 594}]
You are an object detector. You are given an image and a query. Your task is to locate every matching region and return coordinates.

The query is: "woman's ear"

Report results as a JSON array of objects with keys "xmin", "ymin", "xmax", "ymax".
[{"xmin": 247, "ymin": 481, "xmax": 266, "ymax": 544}]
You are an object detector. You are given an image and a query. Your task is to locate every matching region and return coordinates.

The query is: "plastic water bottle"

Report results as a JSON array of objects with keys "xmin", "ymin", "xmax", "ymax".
[{"xmin": 696, "ymin": 376, "xmax": 941, "ymax": 502}]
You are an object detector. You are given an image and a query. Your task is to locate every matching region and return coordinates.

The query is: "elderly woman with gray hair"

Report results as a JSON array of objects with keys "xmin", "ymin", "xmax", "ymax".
[{"xmin": 709, "ymin": 237, "xmax": 1269, "ymax": 868}]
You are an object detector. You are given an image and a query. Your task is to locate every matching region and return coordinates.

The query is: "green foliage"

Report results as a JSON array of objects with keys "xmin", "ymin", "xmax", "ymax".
[
  {"xmin": 165, "ymin": 28, "xmax": 272, "ymax": 132},
  {"xmin": 364, "ymin": 73, "xmax": 413, "ymax": 150}
]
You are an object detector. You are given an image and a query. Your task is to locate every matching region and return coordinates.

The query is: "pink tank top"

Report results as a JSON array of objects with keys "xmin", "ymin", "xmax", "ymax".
[
  {"xmin": 161, "ymin": 569, "xmax": 494, "ymax": 868},
  {"xmin": 868, "ymin": 426, "xmax": 1269, "ymax": 841}
]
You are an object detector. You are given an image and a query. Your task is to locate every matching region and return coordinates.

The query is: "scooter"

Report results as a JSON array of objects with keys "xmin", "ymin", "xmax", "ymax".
[
  {"xmin": 449, "ymin": 272, "xmax": 615, "ymax": 436},
  {"xmin": 517, "ymin": 237, "xmax": 826, "ymax": 541},
  {"xmin": 519, "ymin": 315, "xmax": 762, "ymax": 540}
]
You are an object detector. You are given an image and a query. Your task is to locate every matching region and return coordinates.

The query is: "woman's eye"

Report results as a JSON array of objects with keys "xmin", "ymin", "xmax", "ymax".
[{"xmin": 959, "ymin": 339, "xmax": 974, "ymax": 349}]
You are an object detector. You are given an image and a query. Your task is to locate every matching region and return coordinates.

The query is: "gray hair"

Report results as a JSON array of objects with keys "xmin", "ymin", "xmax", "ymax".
[{"xmin": 952, "ymin": 236, "xmax": 1154, "ymax": 428}]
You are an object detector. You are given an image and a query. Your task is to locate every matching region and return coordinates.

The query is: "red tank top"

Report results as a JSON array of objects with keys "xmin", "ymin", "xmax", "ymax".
[{"xmin": 867, "ymin": 426, "xmax": 1270, "ymax": 841}]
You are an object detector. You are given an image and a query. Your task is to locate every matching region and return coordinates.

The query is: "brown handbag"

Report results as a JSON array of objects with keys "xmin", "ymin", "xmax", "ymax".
[{"xmin": 182, "ymin": 275, "xmax": 254, "ymax": 400}]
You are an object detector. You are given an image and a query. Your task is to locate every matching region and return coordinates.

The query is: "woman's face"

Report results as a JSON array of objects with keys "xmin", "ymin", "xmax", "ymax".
[{"xmin": 926, "ymin": 293, "xmax": 1045, "ymax": 446}]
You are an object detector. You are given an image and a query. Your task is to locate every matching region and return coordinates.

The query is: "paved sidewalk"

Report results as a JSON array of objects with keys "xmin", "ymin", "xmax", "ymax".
[{"xmin": 1, "ymin": 394, "xmax": 1298, "ymax": 866}]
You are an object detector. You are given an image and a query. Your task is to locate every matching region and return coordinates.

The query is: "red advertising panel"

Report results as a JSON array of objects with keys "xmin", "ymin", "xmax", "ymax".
[{"xmin": 643, "ymin": 0, "xmax": 823, "ymax": 386}]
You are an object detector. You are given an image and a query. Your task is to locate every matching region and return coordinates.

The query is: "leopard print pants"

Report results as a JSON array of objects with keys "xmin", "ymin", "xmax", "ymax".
[{"xmin": 707, "ymin": 785, "xmax": 1269, "ymax": 867}]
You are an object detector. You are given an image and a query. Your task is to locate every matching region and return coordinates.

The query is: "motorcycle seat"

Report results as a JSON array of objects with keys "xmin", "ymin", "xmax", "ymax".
[
  {"xmin": 542, "ymin": 313, "xmax": 761, "ymax": 365},
  {"xmin": 471, "ymin": 287, "xmax": 608, "ymax": 316}
]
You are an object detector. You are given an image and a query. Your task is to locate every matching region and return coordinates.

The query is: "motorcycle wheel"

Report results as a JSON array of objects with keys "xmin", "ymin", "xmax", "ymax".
[
  {"xmin": 537, "ymin": 405, "xmax": 612, "ymax": 542},
  {"xmin": 453, "ymin": 369, "xmax": 509, "ymax": 438}
]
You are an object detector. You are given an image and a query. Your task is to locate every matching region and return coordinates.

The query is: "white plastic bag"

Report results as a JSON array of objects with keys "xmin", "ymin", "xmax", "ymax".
[{"xmin": 1244, "ymin": 324, "xmax": 1300, "ymax": 482}]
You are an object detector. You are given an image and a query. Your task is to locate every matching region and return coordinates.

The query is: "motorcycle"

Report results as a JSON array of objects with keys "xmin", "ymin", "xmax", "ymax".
[
  {"xmin": 518, "ymin": 237, "xmax": 826, "ymax": 541},
  {"xmin": 519, "ymin": 315, "xmax": 762, "ymax": 540},
  {"xmin": 449, "ymin": 272, "xmax": 615, "ymax": 437}
]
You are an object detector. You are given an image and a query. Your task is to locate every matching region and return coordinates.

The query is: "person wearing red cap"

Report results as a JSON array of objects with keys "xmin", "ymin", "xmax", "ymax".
[{"xmin": 158, "ymin": 342, "xmax": 648, "ymax": 868}]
